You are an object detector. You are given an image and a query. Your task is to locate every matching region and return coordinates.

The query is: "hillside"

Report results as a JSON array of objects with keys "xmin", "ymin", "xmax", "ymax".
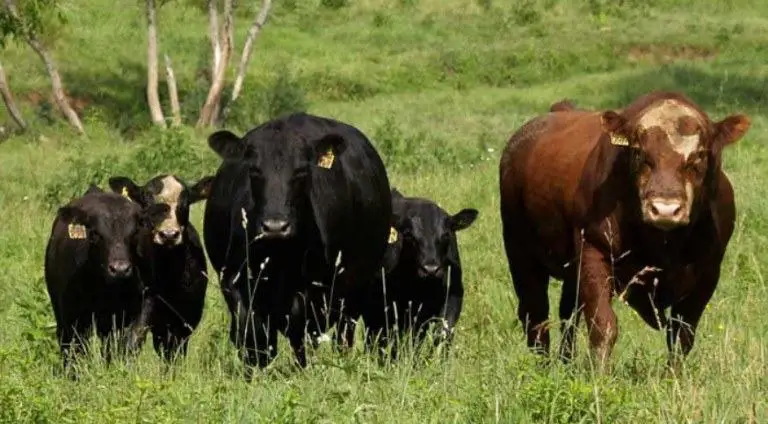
[{"xmin": 1, "ymin": 0, "xmax": 767, "ymax": 422}]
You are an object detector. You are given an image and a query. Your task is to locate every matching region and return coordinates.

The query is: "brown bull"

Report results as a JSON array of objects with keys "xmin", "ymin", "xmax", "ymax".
[{"xmin": 499, "ymin": 91, "xmax": 750, "ymax": 368}]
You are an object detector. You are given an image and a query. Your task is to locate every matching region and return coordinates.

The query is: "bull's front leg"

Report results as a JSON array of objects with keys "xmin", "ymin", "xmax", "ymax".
[
  {"xmin": 286, "ymin": 293, "xmax": 310, "ymax": 369},
  {"xmin": 579, "ymin": 242, "xmax": 618, "ymax": 372},
  {"xmin": 666, "ymin": 265, "xmax": 719, "ymax": 372}
]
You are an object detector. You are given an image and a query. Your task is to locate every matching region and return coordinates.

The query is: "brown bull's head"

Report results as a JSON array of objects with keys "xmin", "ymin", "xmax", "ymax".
[{"xmin": 601, "ymin": 92, "xmax": 750, "ymax": 231}]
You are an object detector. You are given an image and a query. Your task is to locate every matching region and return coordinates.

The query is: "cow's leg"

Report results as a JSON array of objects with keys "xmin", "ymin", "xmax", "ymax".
[
  {"xmin": 58, "ymin": 317, "xmax": 90, "ymax": 376},
  {"xmin": 558, "ymin": 273, "xmax": 581, "ymax": 362},
  {"xmin": 504, "ymin": 235, "xmax": 551, "ymax": 355},
  {"xmin": 126, "ymin": 295, "xmax": 155, "ymax": 356},
  {"xmin": 287, "ymin": 293, "xmax": 309, "ymax": 369},
  {"xmin": 578, "ymin": 243, "xmax": 618, "ymax": 371},
  {"xmin": 666, "ymin": 267, "xmax": 719, "ymax": 370}
]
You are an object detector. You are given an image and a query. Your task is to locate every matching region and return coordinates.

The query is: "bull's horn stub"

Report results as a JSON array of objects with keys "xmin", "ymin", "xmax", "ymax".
[
  {"xmin": 610, "ymin": 133, "xmax": 630, "ymax": 146},
  {"xmin": 67, "ymin": 223, "xmax": 87, "ymax": 239},
  {"xmin": 317, "ymin": 147, "xmax": 335, "ymax": 169},
  {"xmin": 388, "ymin": 227, "xmax": 398, "ymax": 244}
]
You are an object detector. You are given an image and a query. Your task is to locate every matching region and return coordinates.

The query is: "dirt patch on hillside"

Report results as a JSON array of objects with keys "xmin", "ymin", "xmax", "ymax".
[{"xmin": 627, "ymin": 44, "xmax": 718, "ymax": 64}]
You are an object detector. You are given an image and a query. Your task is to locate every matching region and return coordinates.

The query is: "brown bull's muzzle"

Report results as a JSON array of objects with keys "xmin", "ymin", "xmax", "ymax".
[{"xmin": 642, "ymin": 197, "xmax": 690, "ymax": 230}]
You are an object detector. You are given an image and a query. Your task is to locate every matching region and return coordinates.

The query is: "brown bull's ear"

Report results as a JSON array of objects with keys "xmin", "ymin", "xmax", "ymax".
[
  {"xmin": 601, "ymin": 110, "xmax": 632, "ymax": 147},
  {"xmin": 108, "ymin": 176, "xmax": 145, "ymax": 204},
  {"xmin": 189, "ymin": 176, "xmax": 215, "ymax": 204},
  {"xmin": 715, "ymin": 114, "xmax": 751, "ymax": 148},
  {"xmin": 313, "ymin": 134, "xmax": 346, "ymax": 170},
  {"xmin": 208, "ymin": 130, "xmax": 243, "ymax": 158}
]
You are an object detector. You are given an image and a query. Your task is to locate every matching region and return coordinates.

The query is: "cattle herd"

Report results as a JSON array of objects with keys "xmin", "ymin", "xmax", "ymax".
[{"xmin": 43, "ymin": 90, "xmax": 750, "ymax": 379}]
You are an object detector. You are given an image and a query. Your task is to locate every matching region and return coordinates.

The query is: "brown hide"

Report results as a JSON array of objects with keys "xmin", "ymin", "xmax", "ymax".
[{"xmin": 499, "ymin": 91, "xmax": 749, "ymax": 366}]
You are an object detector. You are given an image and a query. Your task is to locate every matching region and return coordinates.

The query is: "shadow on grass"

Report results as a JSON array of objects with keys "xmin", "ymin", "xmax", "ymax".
[{"xmin": 601, "ymin": 63, "xmax": 768, "ymax": 115}]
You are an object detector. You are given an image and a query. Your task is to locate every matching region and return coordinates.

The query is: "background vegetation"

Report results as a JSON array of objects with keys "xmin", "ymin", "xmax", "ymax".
[{"xmin": 1, "ymin": 0, "xmax": 767, "ymax": 422}]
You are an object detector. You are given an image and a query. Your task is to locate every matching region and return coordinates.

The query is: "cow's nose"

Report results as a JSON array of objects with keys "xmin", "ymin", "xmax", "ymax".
[
  {"xmin": 108, "ymin": 260, "xmax": 132, "ymax": 278},
  {"xmin": 261, "ymin": 219, "xmax": 291, "ymax": 236},
  {"xmin": 420, "ymin": 264, "xmax": 443, "ymax": 277},
  {"xmin": 158, "ymin": 229, "xmax": 181, "ymax": 243},
  {"xmin": 646, "ymin": 198, "xmax": 688, "ymax": 229}
]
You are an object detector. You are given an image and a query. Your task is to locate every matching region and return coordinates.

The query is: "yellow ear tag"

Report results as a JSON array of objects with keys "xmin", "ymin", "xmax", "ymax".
[
  {"xmin": 67, "ymin": 223, "xmax": 87, "ymax": 240},
  {"xmin": 317, "ymin": 148, "xmax": 335, "ymax": 169},
  {"xmin": 120, "ymin": 186, "xmax": 132, "ymax": 201},
  {"xmin": 610, "ymin": 133, "xmax": 629, "ymax": 146},
  {"xmin": 388, "ymin": 227, "xmax": 398, "ymax": 244}
]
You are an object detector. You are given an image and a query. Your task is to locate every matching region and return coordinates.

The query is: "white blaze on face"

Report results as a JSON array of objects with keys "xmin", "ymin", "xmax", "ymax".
[
  {"xmin": 637, "ymin": 99, "xmax": 703, "ymax": 159},
  {"xmin": 153, "ymin": 176, "xmax": 184, "ymax": 245}
]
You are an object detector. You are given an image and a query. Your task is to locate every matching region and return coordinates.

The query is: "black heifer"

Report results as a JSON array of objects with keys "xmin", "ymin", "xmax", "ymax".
[
  {"xmin": 44, "ymin": 186, "xmax": 169, "ymax": 372},
  {"xmin": 364, "ymin": 189, "xmax": 478, "ymax": 359},
  {"xmin": 107, "ymin": 174, "xmax": 213, "ymax": 360},
  {"xmin": 203, "ymin": 112, "xmax": 391, "ymax": 374}
]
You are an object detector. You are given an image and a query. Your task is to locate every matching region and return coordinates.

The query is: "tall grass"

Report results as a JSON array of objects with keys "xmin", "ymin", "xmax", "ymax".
[{"xmin": 0, "ymin": 0, "xmax": 766, "ymax": 422}]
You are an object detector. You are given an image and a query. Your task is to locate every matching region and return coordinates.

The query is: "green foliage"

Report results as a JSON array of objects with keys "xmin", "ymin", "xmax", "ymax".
[
  {"xmin": 0, "ymin": 0, "xmax": 66, "ymax": 47},
  {"xmin": 1, "ymin": 1, "xmax": 768, "ymax": 422}
]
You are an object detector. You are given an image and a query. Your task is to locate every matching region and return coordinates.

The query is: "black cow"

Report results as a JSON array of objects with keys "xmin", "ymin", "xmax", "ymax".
[
  {"xmin": 364, "ymin": 189, "xmax": 478, "ymax": 358},
  {"xmin": 44, "ymin": 186, "xmax": 169, "ymax": 372},
  {"xmin": 203, "ymin": 112, "xmax": 391, "ymax": 374},
  {"xmin": 107, "ymin": 174, "xmax": 214, "ymax": 360}
]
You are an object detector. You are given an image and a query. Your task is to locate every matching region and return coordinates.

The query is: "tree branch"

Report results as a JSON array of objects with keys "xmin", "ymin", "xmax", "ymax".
[
  {"xmin": 4, "ymin": 0, "xmax": 84, "ymax": 134},
  {"xmin": 231, "ymin": 0, "xmax": 272, "ymax": 103},
  {"xmin": 164, "ymin": 54, "xmax": 181, "ymax": 127},
  {"xmin": 197, "ymin": 0, "xmax": 232, "ymax": 128},
  {"xmin": 146, "ymin": 0, "xmax": 166, "ymax": 127},
  {"xmin": 207, "ymin": 0, "xmax": 221, "ymax": 76},
  {"xmin": 0, "ymin": 60, "xmax": 27, "ymax": 131}
]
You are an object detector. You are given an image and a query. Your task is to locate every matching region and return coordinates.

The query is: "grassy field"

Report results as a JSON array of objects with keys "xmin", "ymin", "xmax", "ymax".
[{"xmin": 1, "ymin": 0, "xmax": 767, "ymax": 422}]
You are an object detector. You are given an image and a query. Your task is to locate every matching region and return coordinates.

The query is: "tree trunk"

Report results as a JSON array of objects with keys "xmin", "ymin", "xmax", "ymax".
[
  {"xmin": 0, "ymin": 61, "xmax": 27, "ymax": 131},
  {"xmin": 3, "ymin": 0, "xmax": 84, "ymax": 134},
  {"xmin": 207, "ymin": 0, "xmax": 221, "ymax": 75},
  {"xmin": 231, "ymin": 0, "xmax": 272, "ymax": 103},
  {"xmin": 146, "ymin": 0, "xmax": 166, "ymax": 127},
  {"xmin": 197, "ymin": 0, "xmax": 232, "ymax": 128},
  {"xmin": 164, "ymin": 54, "xmax": 182, "ymax": 127}
]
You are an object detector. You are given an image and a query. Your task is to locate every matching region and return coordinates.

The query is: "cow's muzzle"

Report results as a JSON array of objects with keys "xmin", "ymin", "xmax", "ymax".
[
  {"xmin": 260, "ymin": 218, "xmax": 294, "ymax": 239},
  {"xmin": 642, "ymin": 197, "xmax": 690, "ymax": 230}
]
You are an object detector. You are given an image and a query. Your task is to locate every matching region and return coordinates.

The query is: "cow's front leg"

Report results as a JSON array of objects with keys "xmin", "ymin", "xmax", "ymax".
[
  {"xmin": 579, "ymin": 242, "xmax": 618, "ymax": 372},
  {"xmin": 666, "ymin": 265, "xmax": 719, "ymax": 372},
  {"xmin": 126, "ymin": 293, "xmax": 154, "ymax": 356}
]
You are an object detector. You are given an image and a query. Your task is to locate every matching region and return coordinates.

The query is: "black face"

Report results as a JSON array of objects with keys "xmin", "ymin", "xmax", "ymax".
[
  {"xmin": 108, "ymin": 174, "xmax": 213, "ymax": 247},
  {"xmin": 392, "ymin": 193, "xmax": 478, "ymax": 280},
  {"xmin": 208, "ymin": 128, "xmax": 346, "ymax": 241},
  {"xmin": 58, "ymin": 193, "xmax": 169, "ymax": 281}
]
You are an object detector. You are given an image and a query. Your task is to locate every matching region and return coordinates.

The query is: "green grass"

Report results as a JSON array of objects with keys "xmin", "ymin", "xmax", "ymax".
[{"xmin": 1, "ymin": 0, "xmax": 768, "ymax": 422}]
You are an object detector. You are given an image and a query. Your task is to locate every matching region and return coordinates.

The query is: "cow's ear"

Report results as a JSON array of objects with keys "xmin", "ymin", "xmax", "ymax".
[
  {"xmin": 142, "ymin": 203, "xmax": 171, "ymax": 227},
  {"xmin": 601, "ymin": 110, "xmax": 633, "ymax": 148},
  {"xmin": 108, "ymin": 176, "xmax": 144, "ymax": 204},
  {"xmin": 715, "ymin": 114, "xmax": 750, "ymax": 148},
  {"xmin": 391, "ymin": 188, "xmax": 405, "ymax": 200},
  {"xmin": 208, "ymin": 130, "xmax": 243, "ymax": 158},
  {"xmin": 189, "ymin": 176, "xmax": 215, "ymax": 204},
  {"xmin": 84, "ymin": 184, "xmax": 103, "ymax": 196},
  {"xmin": 312, "ymin": 134, "xmax": 346, "ymax": 169},
  {"xmin": 448, "ymin": 208, "xmax": 479, "ymax": 232}
]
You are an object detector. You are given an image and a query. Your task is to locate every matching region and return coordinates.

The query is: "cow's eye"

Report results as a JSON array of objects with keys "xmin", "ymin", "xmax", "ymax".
[{"xmin": 685, "ymin": 153, "xmax": 707, "ymax": 173}]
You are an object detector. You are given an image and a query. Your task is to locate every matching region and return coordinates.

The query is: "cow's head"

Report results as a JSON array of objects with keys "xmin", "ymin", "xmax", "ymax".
[
  {"xmin": 208, "ymin": 126, "xmax": 346, "ymax": 241},
  {"xmin": 58, "ymin": 189, "xmax": 169, "ymax": 280},
  {"xmin": 601, "ymin": 93, "xmax": 750, "ymax": 231},
  {"xmin": 390, "ymin": 189, "xmax": 478, "ymax": 279},
  {"xmin": 108, "ymin": 175, "xmax": 214, "ymax": 247}
]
